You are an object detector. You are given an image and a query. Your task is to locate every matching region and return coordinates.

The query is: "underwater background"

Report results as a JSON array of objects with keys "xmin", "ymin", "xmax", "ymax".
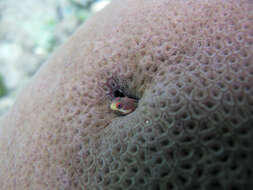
[{"xmin": 0, "ymin": 0, "xmax": 111, "ymax": 116}]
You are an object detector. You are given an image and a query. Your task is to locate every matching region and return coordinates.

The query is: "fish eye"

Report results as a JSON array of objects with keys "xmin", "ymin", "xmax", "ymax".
[{"xmin": 116, "ymin": 102, "xmax": 122, "ymax": 109}]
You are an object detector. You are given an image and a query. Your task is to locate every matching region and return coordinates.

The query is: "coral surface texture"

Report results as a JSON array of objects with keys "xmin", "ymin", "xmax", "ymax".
[{"xmin": 0, "ymin": 0, "xmax": 253, "ymax": 189}]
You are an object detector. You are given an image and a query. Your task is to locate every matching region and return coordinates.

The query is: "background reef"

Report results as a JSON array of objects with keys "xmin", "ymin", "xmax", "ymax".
[{"xmin": 0, "ymin": 0, "xmax": 111, "ymax": 115}]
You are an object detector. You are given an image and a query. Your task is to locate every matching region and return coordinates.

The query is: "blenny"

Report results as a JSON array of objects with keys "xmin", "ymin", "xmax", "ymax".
[{"xmin": 110, "ymin": 97, "xmax": 138, "ymax": 115}]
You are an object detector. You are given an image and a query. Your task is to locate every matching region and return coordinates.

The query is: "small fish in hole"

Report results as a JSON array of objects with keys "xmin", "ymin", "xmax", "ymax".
[{"xmin": 110, "ymin": 97, "xmax": 138, "ymax": 115}]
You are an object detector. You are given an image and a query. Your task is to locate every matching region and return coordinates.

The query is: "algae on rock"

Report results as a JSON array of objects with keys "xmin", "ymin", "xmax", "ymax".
[{"xmin": 0, "ymin": 75, "xmax": 7, "ymax": 98}]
